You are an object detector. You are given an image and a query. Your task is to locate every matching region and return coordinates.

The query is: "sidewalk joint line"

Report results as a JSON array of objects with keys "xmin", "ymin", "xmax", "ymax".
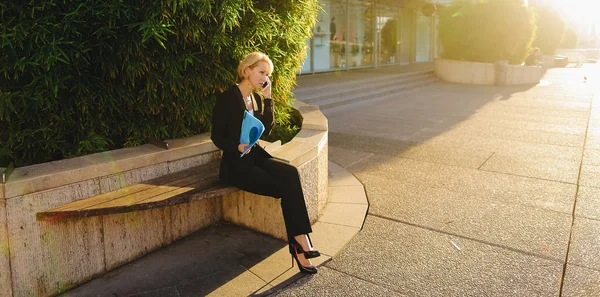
[
  {"xmin": 337, "ymin": 147, "xmax": 581, "ymax": 184},
  {"xmin": 478, "ymin": 168, "xmax": 578, "ymax": 185},
  {"xmin": 318, "ymin": 220, "xmax": 361, "ymax": 229},
  {"xmin": 326, "ymin": 201, "xmax": 368, "ymax": 205},
  {"xmin": 369, "ymin": 213, "xmax": 564, "ymax": 264},
  {"xmin": 324, "ymin": 265, "xmax": 413, "ymax": 296},
  {"xmin": 318, "ymin": 220, "xmax": 362, "ymax": 229},
  {"xmin": 557, "ymin": 88, "xmax": 594, "ymax": 297},
  {"xmin": 244, "ymin": 265, "xmax": 270, "ymax": 284},
  {"xmin": 324, "ymin": 201, "xmax": 365, "ymax": 206},
  {"xmin": 564, "ymin": 262, "xmax": 600, "ymax": 274},
  {"xmin": 478, "ymin": 152, "xmax": 495, "ymax": 169}
]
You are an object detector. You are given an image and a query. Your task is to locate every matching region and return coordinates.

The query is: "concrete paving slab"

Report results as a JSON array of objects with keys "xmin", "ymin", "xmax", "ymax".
[
  {"xmin": 574, "ymin": 186, "xmax": 600, "ymax": 220},
  {"xmin": 473, "ymin": 103, "xmax": 589, "ymax": 118},
  {"xmin": 328, "ymin": 184, "xmax": 367, "ymax": 204},
  {"xmin": 348, "ymin": 155, "xmax": 576, "ymax": 215},
  {"xmin": 579, "ymin": 165, "xmax": 600, "ymax": 188},
  {"xmin": 272, "ymin": 267, "xmax": 406, "ymax": 297},
  {"xmin": 363, "ymin": 180, "xmax": 571, "ymax": 260},
  {"xmin": 328, "ymin": 146, "xmax": 374, "ymax": 169},
  {"xmin": 391, "ymin": 142, "xmax": 494, "ymax": 169},
  {"xmin": 330, "ymin": 132, "xmax": 492, "ymax": 168},
  {"xmin": 263, "ymin": 254, "xmax": 332, "ymax": 295},
  {"xmin": 589, "ymin": 126, "xmax": 600, "ymax": 138},
  {"xmin": 467, "ymin": 113, "xmax": 589, "ymax": 132},
  {"xmin": 324, "ymin": 216, "xmax": 563, "ymax": 296},
  {"xmin": 202, "ymin": 269, "xmax": 268, "ymax": 297},
  {"xmin": 480, "ymin": 153, "xmax": 581, "ymax": 184},
  {"xmin": 427, "ymin": 134, "xmax": 583, "ymax": 162},
  {"xmin": 329, "ymin": 132, "xmax": 415, "ymax": 157},
  {"xmin": 328, "ymin": 163, "xmax": 363, "ymax": 187},
  {"xmin": 468, "ymin": 110, "xmax": 589, "ymax": 127},
  {"xmin": 586, "ymin": 136, "xmax": 600, "ymax": 151},
  {"xmin": 248, "ymin": 246, "xmax": 295, "ymax": 283},
  {"xmin": 329, "ymin": 145, "xmax": 373, "ymax": 172},
  {"xmin": 446, "ymin": 123, "xmax": 586, "ymax": 148},
  {"xmin": 309, "ymin": 221, "xmax": 360, "ymax": 257},
  {"xmin": 561, "ymin": 264, "xmax": 600, "ymax": 297},
  {"xmin": 583, "ymin": 148, "xmax": 600, "ymax": 166},
  {"xmin": 327, "ymin": 161, "xmax": 345, "ymax": 173},
  {"xmin": 566, "ymin": 217, "xmax": 600, "ymax": 270},
  {"xmin": 491, "ymin": 98, "xmax": 590, "ymax": 112},
  {"xmin": 318, "ymin": 203, "xmax": 367, "ymax": 228}
]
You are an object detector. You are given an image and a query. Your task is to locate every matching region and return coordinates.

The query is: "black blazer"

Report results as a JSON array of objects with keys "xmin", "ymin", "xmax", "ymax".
[{"xmin": 211, "ymin": 84, "xmax": 274, "ymax": 181}]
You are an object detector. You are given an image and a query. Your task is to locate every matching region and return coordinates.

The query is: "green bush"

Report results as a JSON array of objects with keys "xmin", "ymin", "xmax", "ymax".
[
  {"xmin": 0, "ymin": 0, "xmax": 318, "ymax": 167},
  {"xmin": 560, "ymin": 27, "xmax": 579, "ymax": 49},
  {"xmin": 438, "ymin": 0, "xmax": 536, "ymax": 64},
  {"xmin": 532, "ymin": 6, "xmax": 566, "ymax": 55}
]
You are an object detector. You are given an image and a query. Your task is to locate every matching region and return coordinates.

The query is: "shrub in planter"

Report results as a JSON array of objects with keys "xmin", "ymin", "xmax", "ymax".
[
  {"xmin": 438, "ymin": 0, "xmax": 536, "ymax": 65},
  {"xmin": 560, "ymin": 28, "xmax": 579, "ymax": 48},
  {"xmin": 560, "ymin": 27, "xmax": 579, "ymax": 49},
  {"xmin": 0, "ymin": 0, "xmax": 318, "ymax": 167},
  {"xmin": 532, "ymin": 6, "xmax": 566, "ymax": 55}
]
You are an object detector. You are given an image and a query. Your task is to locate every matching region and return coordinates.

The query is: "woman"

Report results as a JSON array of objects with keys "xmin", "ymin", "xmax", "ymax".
[{"xmin": 211, "ymin": 52, "xmax": 320, "ymax": 274}]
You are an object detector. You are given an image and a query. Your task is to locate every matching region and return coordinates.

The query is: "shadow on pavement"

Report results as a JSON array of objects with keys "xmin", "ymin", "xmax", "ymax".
[{"xmin": 61, "ymin": 223, "xmax": 285, "ymax": 297}]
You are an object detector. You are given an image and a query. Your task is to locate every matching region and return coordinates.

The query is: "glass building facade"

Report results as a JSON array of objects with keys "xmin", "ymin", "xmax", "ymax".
[{"xmin": 300, "ymin": 0, "xmax": 438, "ymax": 74}]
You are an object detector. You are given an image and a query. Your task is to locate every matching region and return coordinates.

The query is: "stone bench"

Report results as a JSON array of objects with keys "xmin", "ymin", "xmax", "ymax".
[{"xmin": 0, "ymin": 101, "xmax": 328, "ymax": 297}]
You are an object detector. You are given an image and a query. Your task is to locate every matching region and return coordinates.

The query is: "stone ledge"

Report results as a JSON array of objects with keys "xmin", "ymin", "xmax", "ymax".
[{"xmin": 3, "ymin": 139, "xmax": 218, "ymax": 199}]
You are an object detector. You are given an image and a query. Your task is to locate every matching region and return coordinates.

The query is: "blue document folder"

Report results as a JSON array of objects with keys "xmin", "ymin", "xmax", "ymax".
[{"xmin": 239, "ymin": 110, "xmax": 265, "ymax": 157}]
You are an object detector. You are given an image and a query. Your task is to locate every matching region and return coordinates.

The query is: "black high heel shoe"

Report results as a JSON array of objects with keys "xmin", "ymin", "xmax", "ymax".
[
  {"xmin": 289, "ymin": 244, "xmax": 318, "ymax": 274},
  {"xmin": 290, "ymin": 235, "xmax": 321, "ymax": 259}
]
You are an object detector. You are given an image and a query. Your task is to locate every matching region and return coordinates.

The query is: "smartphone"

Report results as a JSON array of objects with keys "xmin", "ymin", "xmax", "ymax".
[{"xmin": 262, "ymin": 81, "xmax": 268, "ymax": 88}]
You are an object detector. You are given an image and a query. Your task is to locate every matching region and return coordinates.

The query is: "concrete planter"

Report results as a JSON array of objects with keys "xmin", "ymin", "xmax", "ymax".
[
  {"xmin": 505, "ymin": 64, "xmax": 545, "ymax": 85},
  {"xmin": 435, "ymin": 58, "xmax": 495, "ymax": 85},
  {"xmin": 0, "ymin": 101, "xmax": 328, "ymax": 297},
  {"xmin": 542, "ymin": 55, "xmax": 555, "ymax": 68},
  {"xmin": 435, "ymin": 58, "xmax": 543, "ymax": 86}
]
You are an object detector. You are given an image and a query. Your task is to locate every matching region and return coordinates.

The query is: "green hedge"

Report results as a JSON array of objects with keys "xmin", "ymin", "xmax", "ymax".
[
  {"xmin": 561, "ymin": 27, "xmax": 579, "ymax": 49},
  {"xmin": 0, "ymin": 0, "xmax": 318, "ymax": 167},
  {"xmin": 532, "ymin": 6, "xmax": 566, "ymax": 55},
  {"xmin": 439, "ymin": 0, "xmax": 536, "ymax": 65}
]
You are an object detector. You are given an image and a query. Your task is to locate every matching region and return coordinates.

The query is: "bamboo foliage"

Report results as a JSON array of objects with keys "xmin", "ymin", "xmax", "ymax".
[{"xmin": 0, "ymin": 0, "xmax": 319, "ymax": 167}]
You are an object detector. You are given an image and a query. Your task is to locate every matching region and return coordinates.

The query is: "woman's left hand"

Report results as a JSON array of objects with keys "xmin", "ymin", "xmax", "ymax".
[{"xmin": 262, "ymin": 76, "xmax": 272, "ymax": 98}]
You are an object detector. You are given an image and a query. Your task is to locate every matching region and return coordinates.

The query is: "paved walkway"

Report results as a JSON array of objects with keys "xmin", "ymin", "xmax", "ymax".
[
  {"xmin": 276, "ymin": 63, "xmax": 600, "ymax": 296},
  {"xmin": 63, "ymin": 63, "xmax": 600, "ymax": 296}
]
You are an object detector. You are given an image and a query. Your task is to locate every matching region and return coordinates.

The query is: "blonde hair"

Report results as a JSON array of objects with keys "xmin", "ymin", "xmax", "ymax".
[{"xmin": 237, "ymin": 52, "xmax": 274, "ymax": 80}]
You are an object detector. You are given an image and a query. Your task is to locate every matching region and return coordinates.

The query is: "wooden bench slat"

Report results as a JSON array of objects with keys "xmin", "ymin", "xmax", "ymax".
[
  {"xmin": 36, "ymin": 160, "xmax": 226, "ymax": 220},
  {"xmin": 38, "ymin": 177, "xmax": 228, "ymax": 219},
  {"xmin": 109, "ymin": 176, "xmax": 222, "ymax": 210},
  {"xmin": 44, "ymin": 184, "xmax": 155, "ymax": 213},
  {"xmin": 85, "ymin": 168, "xmax": 219, "ymax": 210},
  {"xmin": 42, "ymin": 162, "xmax": 220, "ymax": 213}
]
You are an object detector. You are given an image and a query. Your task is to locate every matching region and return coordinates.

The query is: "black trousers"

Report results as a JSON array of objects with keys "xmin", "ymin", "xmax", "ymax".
[{"xmin": 224, "ymin": 155, "xmax": 313, "ymax": 240}]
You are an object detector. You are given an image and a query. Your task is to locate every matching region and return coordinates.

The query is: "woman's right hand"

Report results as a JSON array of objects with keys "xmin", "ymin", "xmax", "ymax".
[{"xmin": 238, "ymin": 143, "xmax": 250, "ymax": 153}]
